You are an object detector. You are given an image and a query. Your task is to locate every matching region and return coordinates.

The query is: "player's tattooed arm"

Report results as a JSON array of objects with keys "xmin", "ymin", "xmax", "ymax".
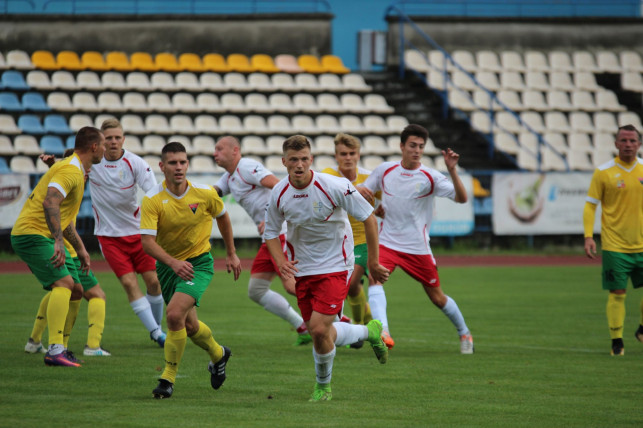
[{"xmin": 42, "ymin": 187, "xmax": 66, "ymax": 267}]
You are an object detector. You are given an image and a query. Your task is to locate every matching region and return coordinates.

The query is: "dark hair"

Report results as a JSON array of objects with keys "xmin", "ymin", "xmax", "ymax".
[
  {"xmin": 400, "ymin": 124, "xmax": 429, "ymax": 145},
  {"xmin": 617, "ymin": 124, "xmax": 641, "ymax": 141},
  {"xmin": 63, "ymin": 148, "xmax": 74, "ymax": 158},
  {"xmin": 74, "ymin": 126, "xmax": 103, "ymax": 151},
  {"xmin": 282, "ymin": 135, "xmax": 311, "ymax": 154},
  {"xmin": 162, "ymin": 142, "xmax": 187, "ymax": 160}
]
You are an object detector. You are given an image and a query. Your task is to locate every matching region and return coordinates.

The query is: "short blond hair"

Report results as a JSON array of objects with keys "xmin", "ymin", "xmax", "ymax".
[
  {"xmin": 282, "ymin": 135, "xmax": 311, "ymax": 153},
  {"xmin": 100, "ymin": 118, "xmax": 122, "ymax": 132},
  {"xmin": 333, "ymin": 133, "xmax": 361, "ymax": 151}
]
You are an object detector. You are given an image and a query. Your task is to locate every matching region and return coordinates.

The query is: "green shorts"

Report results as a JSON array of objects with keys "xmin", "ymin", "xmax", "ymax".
[
  {"xmin": 156, "ymin": 252, "xmax": 214, "ymax": 307},
  {"xmin": 602, "ymin": 250, "xmax": 643, "ymax": 290},
  {"xmin": 11, "ymin": 234, "xmax": 80, "ymax": 290},
  {"xmin": 353, "ymin": 243, "xmax": 369, "ymax": 275},
  {"xmin": 73, "ymin": 257, "xmax": 99, "ymax": 292}
]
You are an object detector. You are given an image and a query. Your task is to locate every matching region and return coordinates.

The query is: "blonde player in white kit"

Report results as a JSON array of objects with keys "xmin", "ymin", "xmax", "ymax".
[
  {"xmin": 213, "ymin": 136, "xmax": 311, "ymax": 345},
  {"xmin": 264, "ymin": 135, "xmax": 390, "ymax": 402},
  {"xmin": 359, "ymin": 124, "xmax": 474, "ymax": 354},
  {"xmin": 91, "ymin": 119, "xmax": 166, "ymax": 347}
]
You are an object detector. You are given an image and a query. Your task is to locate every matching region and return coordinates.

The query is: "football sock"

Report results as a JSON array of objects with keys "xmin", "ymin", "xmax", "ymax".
[
  {"xmin": 145, "ymin": 293, "xmax": 165, "ymax": 326},
  {"xmin": 130, "ymin": 296, "xmax": 161, "ymax": 334},
  {"xmin": 312, "ymin": 346, "xmax": 336, "ymax": 385},
  {"xmin": 333, "ymin": 322, "xmax": 368, "ymax": 347},
  {"xmin": 162, "ymin": 328, "xmax": 187, "ymax": 384},
  {"xmin": 63, "ymin": 299, "xmax": 81, "ymax": 349},
  {"xmin": 441, "ymin": 296, "xmax": 470, "ymax": 336},
  {"xmin": 607, "ymin": 293, "xmax": 626, "ymax": 339},
  {"xmin": 249, "ymin": 278, "xmax": 305, "ymax": 329},
  {"xmin": 47, "ymin": 287, "xmax": 71, "ymax": 346},
  {"xmin": 347, "ymin": 288, "xmax": 368, "ymax": 325},
  {"xmin": 368, "ymin": 285, "xmax": 389, "ymax": 332},
  {"xmin": 364, "ymin": 302, "xmax": 373, "ymax": 324},
  {"xmin": 86, "ymin": 297, "xmax": 105, "ymax": 349},
  {"xmin": 30, "ymin": 291, "xmax": 51, "ymax": 343},
  {"xmin": 189, "ymin": 320, "xmax": 224, "ymax": 363}
]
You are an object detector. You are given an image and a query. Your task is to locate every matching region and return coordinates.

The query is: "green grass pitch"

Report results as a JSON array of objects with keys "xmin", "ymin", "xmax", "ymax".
[{"xmin": 2, "ymin": 265, "xmax": 642, "ymax": 427}]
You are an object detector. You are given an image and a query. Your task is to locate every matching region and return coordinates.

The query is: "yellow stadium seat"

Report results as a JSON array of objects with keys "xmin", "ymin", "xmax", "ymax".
[
  {"xmin": 321, "ymin": 55, "xmax": 350, "ymax": 74},
  {"xmin": 203, "ymin": 53, "xmax": 229, "ymax": 73},
  {"xmin": 155, "ymin": 52, "xmax": 182, "ymax": 72},
  {"xmin": 57, "ymin": 50, "xmax": 85, "ymax": 71},
  {"xmin": 227, "ymin": 54, "xmax": 255, "ymax": 73},
  {"xmin": 106, "ymin": 51, "xmax": 134, "ymax": 72},
  {"xmin": 251, "ymin": 54, "xmax": 280, "ymax": 73},
  {"xmin": 81, "ymin": 51, "xmax": 109, "ymax": 71},
  {"xmin": 178, "ymin": 53, "xmax": 207, "ymax": 72},
  {"xmin": 31, "ymin": 50, "xmax": 59, "ymax": 70},
  {"xmin": 130, "ymin": 52, "xmax": 158, "ymax": 72},
  {"xmin": 298, "ymin": 54, "xmax": 325, "ymax": 74}
]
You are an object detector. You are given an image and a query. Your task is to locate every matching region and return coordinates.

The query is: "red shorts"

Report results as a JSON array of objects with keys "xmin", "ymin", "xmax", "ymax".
[
  {"xmin": 379, "ymin": 245, "xmax": 440, "ymax": 288},
  {"xmin": 250, "ymin": 234, "xmax": 287, "ymax": 275},
  {"xmin": 295, "ymin": 271, "xmax": 349, "ymax": 322},
  {"xmin": 98, "ymin": 235, "xmax": 157, "ymax": 278}
]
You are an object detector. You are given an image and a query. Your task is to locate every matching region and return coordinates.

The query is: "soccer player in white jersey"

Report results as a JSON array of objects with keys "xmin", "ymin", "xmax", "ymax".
[
  {"xmin": 213, "ymin": 136, "xmax": 311, "ymax": 345},
  {"xmin": 359, "ymin": 124, "xmax": 474, "ymax": 354},
  {"xmin": 90, "ymin": 119, "xmax": 166, "ymax": 347},
  {"xmin": 264, "ymin": 135, "xmax": 390, "ymax": 402}
]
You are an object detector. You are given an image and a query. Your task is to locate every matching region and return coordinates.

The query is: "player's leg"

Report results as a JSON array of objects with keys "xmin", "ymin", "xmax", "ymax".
[
  {"xmin": 602, "ymin": 251, "xmax": 634, "ymax": 355},
  {"xmin": 63, "ymin": 281, "xmax": 83, "ymax": 355},
  {"xmin": 25, "ymin": 291, "xmax": 50, "ymax": 353},
  {"xmin": 631, "ymin": 254, "xmax": 643, "ymax": 343},
  {"xmin": 83, "ymin": 284, "xmax": 109, "ymax": 356},
  {"xmin": 368, "ymin": 245, "xmax": 397, "ymax": 349},
  {"xmin": 347, "ymin": 243, "xmax": 372, "ymax": 325},
  {"xmin": 308, "ymin": 311, "xmax": 336, "ymax": 402}
]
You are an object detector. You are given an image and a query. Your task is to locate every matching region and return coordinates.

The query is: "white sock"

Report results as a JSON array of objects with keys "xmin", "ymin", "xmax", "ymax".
[
  {"xmin": 145, "ymin": 293, "xmax": 165, "ymax": 326},
  {"xmin": 368, "ymin": 285, "xmax": 389, "ymax": 332},
  {"xmin": 48, "ymin": 343, "xmax": 64, "ymax": 355},
  {"xmin": 333, "ymin": 322, "xmax": 368, "ymax": 347},
  {"xmin": 249, "ymin": 278, "xmax": 304, "ymax": 329},
  {"xmin": 441, "ymin": 296, "xmax": 469, "ymax": 336},
  {"xmin": 312, "ymin": 346, "xmax": 335, "ymax": 385},
  {"xmin": 130, "ymin": 297, "xmax": 161, "ymax": 335}
]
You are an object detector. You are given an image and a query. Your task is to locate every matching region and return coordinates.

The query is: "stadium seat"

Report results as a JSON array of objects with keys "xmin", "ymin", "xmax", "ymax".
[
  {"xmin": 94, "ymin": 114, "xmax": 117, "ymax": 128},
  {"xmin": 121, "ymin": 114, "xmax": 146, "ymax": 134},
  {"xmin": 57, "ymin": 51, "xmax": 84, "ymax": 71},
  {"xmin": 264, "ymin": 155, "xmax": 286, "ymax": 173},
  {"xmin": 361, "ymin": 155, "xmax": 385, "ymax": 170},
  {"xmin": 77, "ymin": 71, "xmax": 103, "ymax": 90},
  {"xmin": 97, "ymin": 92, "xmax": 125, "ymax": 112},
  {"xmin": 199, "ymin": 72, "xmax": 225, "ymax": 91},
  {"xmin": 196, "ymin": 93, "xmax": 223, "ymax": 113},
  {"xmin": 267, "ymin": 115, "xmax": 292, "ymax": 134},
  {"xmin": 247, "ymin": 72, "xmax": 274, "ymax": 91},
  {"xmin": 218, "ymin": 115, "xmax": 243, "ymax": 134},
  {"xmin": 106, "ymin": 51, "xmax": 134, "ymax": 71},
  {"xmin": 155, "ymin": 53, "xmax": 182, "ymax": 72},
  {"xmin": 126, "ymin": 72, "xmax": 153, "ymax": 91},
  {"xmin": 343, "ymin": 74, "xmax": 371, "ymax": 92},
  {"xmin": 567, "ymin": 150, "xmax": 593, "ymax": 171},
  {"xmin": 475, "ymin": 71, "xmax": 500, "ymax": 91},
  {"xmin": 386, "ymin": 115, "xmax": 409, "ymax": 133},
  {"xmin": 292, "ymin": 115, "xmax": 318, "ymax": 135},
  {"xmin": 44, "ymin": 114, "xmax": 73, "ymax": 134},
  {"xmin": 572, "ymin": 51, "xmax": 599, "ymax": 72},
  {"xmin": 522, "ymin": 90, "xmax": 548, "ymax": 112},
  {"xmin": 150, "ymin": 72, "xmax": 176, "ymax": 91},
  {"xmin": 542, "ymin": 132, "xmax": 568, "ymax": 154},
  {"xmin": 247, "ymin": 92, "xmax": 274, "ymax": 113},
  {"xmin": 319, "ymin": 74, "xmax": 344, "ymax": 91},
  {"xmin": 271, "ymin": 73, "xmax": 297, "ymax": 91},
  {"xmin": 494, "ymin": 132, "xmax": 520, "ymax": 155},
  {"xmin": 274, "ymin": 54, "xmax": 303, "ymax": 73},
  {"xmin": 40, "ymin": 135, "xmax": 65, "ymax": 156},
  {"xmin": 192, "ymin": 135, "xmax": 216, "ymax": 155},
  {"xmin": 476, "ymin": 50, "xmax": 502, "ymax": 72},
  {"xmin": 448, "ymin": 90, "xmax": 475, "ymax": 112},
  {"xmin": 81, "ymin": 51, "xmax": 109, "ymax": 71},
  {"xmin": 2, "ymin": 70, "xmax": 30, "ymax": 90},
  {"xmin": 619, "ymin": 51, "xmax": 643, "ymax": 72},
  {"xmin": 298, "ymin": 55, "xmax": 325, "ymax": 74},
  {"xmin": 548, "ymin": 51, "xmax": 574, "ymax": 72},
  {"xmin": 621, "ymin": 72, "xmax": 643, "ymax": 93},
  {"xmin": 142, "ymin": 135, "xmax": 166, "ymax": 154},
  {"xmin": 72, "ymin": 92, "xmax": 100, "ymax": 112},
  {"xmin": 10, "ymin": 155, "xmax": 36, "ymax": 173},
  {"xmin": 6, "ymin": 50, "xmax": 34, "ymax": 70},
  {"xmin": 243, "ymin": 115, "xmax": 269, "ymax": 135},
  {"xmin": 568, "ymin": 133, "xmax": 594, "ymax": 154},
  {"xmin": 618, "ymin": 111, "xmax": 643, "ymax": 129},
  {"xmin": 313, "ymin": 136, "xmax": 334, "ymax": 155},
  {"xmin": 525, "ymin": 51, "xmax": 549, "ymax": 71},
  {"xmin": 549, "ymin": 71, "xmax": 575, "ymax": 91},
  {"xmin": 470, "ymin": 111, "xmax": 492, "ymax": 134},
  {"xmin": 544, "ymin": 111, "xmax": 571, "ymax": 133},
  {"xmin": 404, "ymin": 49, "xmax": 431, "ymax": 73},
  {"xmin": 500, "ymin": 71, "xmax": 526, "ymax": 91},
  {"xmin": 31, "ymin": 50, "xmax": 59, "ymax": 70},
  {"xmin": 227, "ymin": 54, "xmax": 255, "ymax": 73},
  {"xmin": 18, "ymin": 114, "xmax": 46, "ymax": 134},
  {"xmin": 321, "ymin": 55, "xmax": 350, "ymax": 74},
  {"xmin": 14, "ymin": 134, "xmax": 43, "ymax": 155},
  {"xmin": 593, "ymin": 133, "xmax": 616, "ymax": 151},
  {"xmin": 172, "ymin": 93, "xmax": 200, "ymax": 113},
  {"xmin": 341, "ymin": 93, "xmax": 368, "ymax": 113},
  {"xmin": 315, "ymin": 114, "xmax": 340, "ymax": 134},
  {"xmin": 426, "ymin": 70, "xmax": 447, "ymax": 90},
  {"xmin": 221, "ymin": 93, "xmax": 247, "ymax": 113},
  {"xmin": 178, "ymin": 53, "xmax": 207, "ymax": 72},
  {"xmin": 525, "ymin": 71, "xmax": 549, "ymax": 91},
  {"xmin": 293, "ymin": 93, "xmax": 319, "ymax": 113},
  {"xmin": 0, "ymin": 135, "xmax": 16, "ymax": 155},
  {"xmin": 51, "ymin": 70, "xmax": 77, "ymax": 90},
  {"xmin": 593, "ymin": 112, "xmax": 618, "ymax": 133},
  {"xmin": 26, "ymin": 70, "xmax": 53, "ymax": 90},
  {"xmin": 574, "ymin": 72, "xmax": 601, "ymax": 91},
  {"xmin": 572, "ymin": 91, "xmax": 599, "ymax": 112},
  {"xmin": 145, "ymin": 114, "xmax": 171, "ymax": 134},
  {"xmin": 363, "ymin": 115, "xmax": 389, "ymax": 134},
  {"xmin": 102, "ymin": 71, "xmax": 127, "ymax": 91},
  {"xmin": 596, "ymin": 91, "xmax": 626, "ymax": 112},
  {"xmin": 570, "ymin": 112, "xmax": 595, "ymax": 133},
  {"xmin": 122, "ymin": 135, "xmax": 143, "ymax": 154},
  {"xmin": 251, "ymin": 54, "xmax": 280, "ymax": 73},
  {"xmin": 495, "ymin": 111, "xmax": 522, "ymax": 134},
  {"xmin": 0, "ymin": 114, "xmax": 21, "ymax": 134},
  {"xmin": 547, "ymin": 90, "xmax": 574, "ymax": 112},
  {"xmin": 241, "ymin": 136, "xmax": 268, "ymax": 155},
  {"xmin": 130, "ymin": 52, "xmax": 158, "ymax": 72},
  {"xmin": 362, "ymin": 136, "xmax": 389, "ymax": 155},
  {"xmin": 500, "ymin": 50, "xmax": 527, "ymax": 72},
  {"xmin": 123, "ymin": 92, "xmax": 150, "ymax": 112},
  {"xmin": 143, "ymin": 155, "xmax": 162, "ymax": 173},
  {"xmin": 195, "ymin": 114, "xmax": 220, "ymax": 133},
  {"xmin": 69, "ymin": 114, "xmax": 93, "ymax": 131},
  {"xmin": 170, "ymin": 115, "xmax": 196, "ymax": 135},
  {"xmin": 203, "ymin": 53, "xmax": 229, "ymax": 73},
  {"xmin": 47, "ymin": 92, "xmax": 74, "ymax": 112},
  {"xmin": 0, "ymin": 92, "xmax": 24, "ymax": 111},
  {"xmin": 596, "ymin": 51, "xmax": 621, "ymax": 73},
  {"xmin": 295, "ymin": 73, "xmax": 321, "ymax": 91},
  {"xmin": 313, "ymin": 155, "xmax": 336, "ymax": 171},
  {"xmin": 175, "ymin": 72, "xmax": 200, "ymax": 91},
  {"xmin": 191, "ymin": 155, "xmax": 219, "ymax": 173},
  {"xmin": 451, "ymin": 70, "xmax": 477, "ymax": 91},
  {"xmin": 451, "ymin": 50, "xmax": 477, "ymax": 72},
  {"xmin": 317, "ymin": 93, "xmax": 344, "ymax": 113},
  {"xmin": 495, "ymin": 90, "xmax": 523, "ymax": 112},
  {"xmin": 541, "ymin": 146, "xmax": 567, "ymax": 171},
  {"xmin": 223, "ymin": 72, "xmax": 250, "ymax": 91}
]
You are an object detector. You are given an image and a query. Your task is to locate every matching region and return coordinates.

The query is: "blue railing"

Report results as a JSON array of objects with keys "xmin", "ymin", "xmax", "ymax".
[
  {"xmin": 1, "ymin": 0, "xmax": 331, "ymax": 14},
  {"xmin": 386, "ymin": 3, "xmax": 569, "ymax": 172}
]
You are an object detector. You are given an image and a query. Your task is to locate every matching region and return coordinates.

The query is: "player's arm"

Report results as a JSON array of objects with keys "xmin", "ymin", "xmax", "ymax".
[
  {"xmin": 442, "ymin": 148, "xmax": 467, "ymax": 203},
  {"xmin": 63, "ymin": 222, "xmax": 91, "ymax": 274},
  {"xmin": 266, "ymin": 237, "xmax": 298, "ymax": 280},
  {"xmin": 583, "ymin": 201, "xmax": 598, "ymax": 259},
  {"xmin": 42, "ymin": 187, "xmax": 67, "ymax": 268},
  {"xmin": 257, "ymin": 176, "xmax": 280, "ymax": 234},
  {"xmin": 215, "ymin": 211, "xmax": 241, "ymax": 280},
  {"xmin": 364, "ymin": 214, "xmax": 390, "ymax": 284},
  {"xmin": 141, "ymin": 234, "xmax": 195, "ymax": 281}
]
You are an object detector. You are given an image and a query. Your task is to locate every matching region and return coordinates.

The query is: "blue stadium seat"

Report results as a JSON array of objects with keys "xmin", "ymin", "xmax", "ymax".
[
  {"xmin": 44, "ymin": 114, "xmax": 73, "ymax": 134},
  {"xmin": 0, "ymin": 157, "xmax": 9, "ymax": 173},
  {"xmin": 22, "ymin": 92, "xmax": 51, "ymax": 112},
  {"xmin": 1, "ymin": 70, "xmax": 29, "ymax": 90},
  {"xmin": 78, "ymin": 199, "xmax": 94, "ymax": 218},
  {"xmin": 40, "ymin": 135, "xmax": 65, "ymax": 156},
  {"xmin": 18, "ymin": 114, "xmax": 45, "ymax": 134},
  {"xmin": 473, "ymin": 197, "xmax": 493, "ymax": 215},
  {"xmin": 65, "ymin": 135, "xmax": 76, "ymax": 149},
  {"xmin": 0, "ymin": 92, "xmax": 24, "ymax": 112}
]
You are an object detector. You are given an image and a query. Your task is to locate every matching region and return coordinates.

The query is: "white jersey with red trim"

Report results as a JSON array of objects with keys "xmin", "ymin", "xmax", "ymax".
[
  {"xmin": 89, "ymin": 149, "xmax": 157, "ymax": 237},
  {"xmin": 362, "ymin": 161, "xmax": 456, "ymax": 255},
  {"xmin": 265, "ymin": 170, "xmax": 374, "ymax": 276},
  {"xmin": 215, "ymin": 157, "xmax": 286, "ymax": 240}
]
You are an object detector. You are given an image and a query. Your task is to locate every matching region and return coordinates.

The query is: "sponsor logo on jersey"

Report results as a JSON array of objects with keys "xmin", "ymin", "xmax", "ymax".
[
  {"xmin": 616, "ymin": 179, "xmax": 625, "ymax": 189},
  {"xmin": 293, "ymin": 193, "xmax": 308, "ymax": 198},
  {"xmin": 104, "ymin": 165, "xmax": 117, "ymax": 168},
  {"xmin": 312, "ymin": 201, "xmax": 323, "ymax": 214},
  {"xmin": 189, "ymin": 203, "xmax": 199, "ymax": 213}
]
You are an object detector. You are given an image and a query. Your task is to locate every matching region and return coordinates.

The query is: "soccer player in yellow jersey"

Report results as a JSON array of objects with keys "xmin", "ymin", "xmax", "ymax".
[
  {"xmin": 321, "ymin": 133, "xmax": 391, "ymax": 347},
  {"xmin": 583, "ymin": 124, "xmax": 643, "ymax": 356},
  {"xmin": 140, "ymin": 142, "xmax": 241, "ymax": 399},
  {"xmin": 11, "ymin": 126, "xmax": 105, "ymax": 367}
]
